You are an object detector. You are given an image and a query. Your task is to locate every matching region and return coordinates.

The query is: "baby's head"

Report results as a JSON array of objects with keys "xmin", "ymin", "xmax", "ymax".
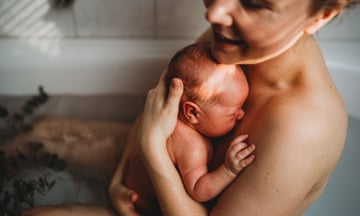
[{"xmin": 166, "ymin": 43, "xmax": 249, "ymax": 137}]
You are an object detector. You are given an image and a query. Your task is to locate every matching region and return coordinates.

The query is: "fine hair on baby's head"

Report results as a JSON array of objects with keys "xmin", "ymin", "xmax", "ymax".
[{"xmin": 165, "ymin": 42, "xmax": 224, "ymax": 107}]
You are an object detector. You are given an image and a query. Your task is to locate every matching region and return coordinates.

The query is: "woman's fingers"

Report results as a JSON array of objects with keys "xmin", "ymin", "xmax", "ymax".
[
  {"xmin": 139, "ymin": 71, "xmax": 184, "ymax": 174},
  {"xmin": 141, "ymin": 72, "xmax": 183, "ymax": 144},
  {"xmin": 120, "ymin": 186, "xmax": 139, "ymax": 203},
  {"xmin": 110, "ymin": 184, "xmax": 141, "ymax": 216},
  {"xmin": 166, "ymin": 78, "xmax": 184, "ymax": 115}
]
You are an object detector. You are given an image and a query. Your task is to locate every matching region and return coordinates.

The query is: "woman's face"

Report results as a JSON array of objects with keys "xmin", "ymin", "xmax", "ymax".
[{"xmin": 203, "ymin": 0, "xmax": 318, "ymax": 64}]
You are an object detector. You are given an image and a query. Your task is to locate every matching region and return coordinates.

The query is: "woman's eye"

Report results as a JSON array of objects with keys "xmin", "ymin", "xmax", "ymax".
[{"xmin": 241, "ymin": 0, "xmax": 264, "ymax": 9}]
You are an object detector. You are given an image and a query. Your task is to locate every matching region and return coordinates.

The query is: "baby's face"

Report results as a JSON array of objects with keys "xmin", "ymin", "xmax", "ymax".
[{"xmin": 196, "ymin": 65, "xmax": 248, "ymax": 137}]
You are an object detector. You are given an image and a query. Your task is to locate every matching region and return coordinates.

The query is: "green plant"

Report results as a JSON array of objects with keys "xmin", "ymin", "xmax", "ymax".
[
  {"xmin": 0, "ymin": 174, "xmax": 56, "ymax": 216},
  {"xmin": 0, "ymin": 86, "xmax": 48, "ymax": 140},
  {"xmin": 0, "ymin": 86, "xmax": 66, "ymax": 216}
]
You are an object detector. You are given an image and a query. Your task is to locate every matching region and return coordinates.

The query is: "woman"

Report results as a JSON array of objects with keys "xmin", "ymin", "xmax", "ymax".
[
  {"xmin": 115, "ymin": 0, "xmax": 359, "ymax": 215},
  {"xmin": 22, "ymin": 0, "xmax": 358, "ymax": 215}
]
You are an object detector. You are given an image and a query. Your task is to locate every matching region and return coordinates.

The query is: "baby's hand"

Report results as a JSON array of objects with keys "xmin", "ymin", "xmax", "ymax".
[{"xmin": 224, "ymin": 134, "xmax": 255, "ymax": 176}]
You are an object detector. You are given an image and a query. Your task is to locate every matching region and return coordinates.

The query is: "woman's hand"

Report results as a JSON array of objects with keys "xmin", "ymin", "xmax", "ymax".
[
  {"xmin": 109, "ymin": 183, "xmax": 141, "ymax": 216},
  {"xmin": 139, "ymin": 71, "xmax": 184, "ymax": 156},
  {"xmin": 137, "ymin": 71, "xmax": 207, "ymax": 216}
]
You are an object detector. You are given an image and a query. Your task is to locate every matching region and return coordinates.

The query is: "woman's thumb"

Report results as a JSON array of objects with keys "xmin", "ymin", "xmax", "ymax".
[{"xmin": 167, "ymin": 78, "xmax": 183, "ymax": 109}]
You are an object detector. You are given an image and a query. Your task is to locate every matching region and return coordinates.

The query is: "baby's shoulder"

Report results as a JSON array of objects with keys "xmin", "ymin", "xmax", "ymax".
[{"xmin": 168, "ymin": 122, "xmax": 213, "ymax": 160}]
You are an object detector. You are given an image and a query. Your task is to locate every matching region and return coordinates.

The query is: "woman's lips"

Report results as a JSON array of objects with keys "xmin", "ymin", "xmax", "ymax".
[{"xmin": 213, "ymin": 32, "xmax": 245, "ymax": 50}]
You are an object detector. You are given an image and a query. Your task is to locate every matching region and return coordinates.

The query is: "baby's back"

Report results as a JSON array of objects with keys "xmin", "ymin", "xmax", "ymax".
[
  {"xmin": 123, "ymin": 148, "xmax": 162, "ymax": 215},
  {"xmin": 123, "ymin": 119, "xmax": 213, "ymax": 215}
]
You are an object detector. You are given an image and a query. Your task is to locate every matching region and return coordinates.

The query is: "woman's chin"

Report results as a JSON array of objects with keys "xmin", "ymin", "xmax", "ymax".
[{"xmin": 210, "ymin": 48, "xmax": 241, "ymax": 65}]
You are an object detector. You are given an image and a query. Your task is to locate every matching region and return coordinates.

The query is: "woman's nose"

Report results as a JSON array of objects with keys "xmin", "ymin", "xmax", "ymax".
[{"xmin": 205, "ymin": 0, "xmax": 233, "ymax": 26}]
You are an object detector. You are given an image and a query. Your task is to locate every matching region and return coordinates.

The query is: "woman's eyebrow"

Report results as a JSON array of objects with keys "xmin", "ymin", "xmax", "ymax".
[{"xmin": 262, "ymin": 0, "xmax": 274, "ymax": 8}]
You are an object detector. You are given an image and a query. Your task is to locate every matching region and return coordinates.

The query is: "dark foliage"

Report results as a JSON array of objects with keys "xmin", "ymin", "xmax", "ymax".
[{"xmin": 0, "ymin": 86, "xmax": 66, "ymax": 215}]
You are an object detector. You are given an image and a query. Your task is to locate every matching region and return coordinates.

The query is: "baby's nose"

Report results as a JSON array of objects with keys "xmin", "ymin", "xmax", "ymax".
[{"xmin": 236, "ymin": 109, "xmax": 245, "ymax": 120}]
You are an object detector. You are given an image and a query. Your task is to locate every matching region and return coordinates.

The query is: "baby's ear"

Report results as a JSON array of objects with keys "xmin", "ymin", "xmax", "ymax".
[
  {"xmin": 304, "ymin": 9, "xmax": 340, "ymax": 35},
  {"xmin": 182, "ymin": 101, "xmax": 201, "ymax": 124}
]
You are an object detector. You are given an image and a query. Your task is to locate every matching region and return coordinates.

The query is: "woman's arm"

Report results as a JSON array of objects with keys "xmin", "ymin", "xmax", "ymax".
[
  {"xmin": 109, "ymin": 117, "xmax": 142, "ymax": 216},
  {"xmin": 139, "ymin": 72, "xmax": 207, "ymax": 216}
]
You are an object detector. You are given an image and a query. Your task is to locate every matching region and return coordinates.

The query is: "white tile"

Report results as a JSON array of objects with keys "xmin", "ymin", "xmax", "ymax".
[
  {"xmin": 0, "ymin": 0, "xmax": 75, "ymax": 38},
  {"xmin": 318, "ymin": 6, "xmax": 360, "ymax": 40},
  {"xmin": 156, "ymin": 0, "xmax": 209, "ymax": 38},
  {"xmin": 73, "ymin": 0, "xmax": 154, "ymax": 37}
]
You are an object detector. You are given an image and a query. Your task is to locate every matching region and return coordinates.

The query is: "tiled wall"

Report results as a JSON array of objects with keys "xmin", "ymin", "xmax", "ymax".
[
  {"xmin": 0, "ymin": 0, "xmax": 359, "ymax": 40},
  {"xmin": 0, "ymin": 0, "xmax": 208, "ymax": 39}
]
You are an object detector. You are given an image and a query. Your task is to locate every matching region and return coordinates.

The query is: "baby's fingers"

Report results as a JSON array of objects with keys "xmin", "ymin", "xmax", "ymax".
[
  {"xmin": 234, "ymin": 143, "xmax": 256, "ymax": 160},
  {"xmin": 237, "ymin": 152, "xmax": 255, "ymax": 168},
  {"xmin": 225, "ymin": 139, "xmax": 256, "ymax": 174}
]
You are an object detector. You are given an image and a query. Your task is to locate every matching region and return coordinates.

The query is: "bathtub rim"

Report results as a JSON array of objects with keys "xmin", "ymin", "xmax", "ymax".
[{"xmin": 0, "ymin": 38, "xmax": 359, "ymax": 119}]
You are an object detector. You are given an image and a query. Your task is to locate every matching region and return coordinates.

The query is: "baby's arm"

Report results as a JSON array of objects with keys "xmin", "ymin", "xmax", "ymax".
[{"xmin": 178, "ymin": 134, "xmax": 255, "ymax": 202}]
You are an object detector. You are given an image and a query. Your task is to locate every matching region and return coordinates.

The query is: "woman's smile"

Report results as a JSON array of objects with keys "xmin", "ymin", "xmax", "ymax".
[{"xmin": 212, "ymin": 31, "xmax": 246, "ymax": 51}]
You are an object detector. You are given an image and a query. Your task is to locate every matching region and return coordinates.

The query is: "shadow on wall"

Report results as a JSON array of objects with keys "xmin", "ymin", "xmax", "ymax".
[{"xmin": 0, "ymin": 0, "xmax": 72, "ymax": 56}]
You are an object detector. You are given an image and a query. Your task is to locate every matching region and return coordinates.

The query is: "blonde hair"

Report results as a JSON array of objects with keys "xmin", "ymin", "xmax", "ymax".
[{"xmin": 311, "ymin": 0, "xmax": 360, "ymax": 15}]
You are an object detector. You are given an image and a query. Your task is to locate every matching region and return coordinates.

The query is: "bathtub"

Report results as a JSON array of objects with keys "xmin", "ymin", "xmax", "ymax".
[
  {"xmin": 0, "ymin": 38, "xmax": 194, "ymax": 122},
  {"xmin": 0, "ymin": 38, "xmax": 359, "ymax": 215}
]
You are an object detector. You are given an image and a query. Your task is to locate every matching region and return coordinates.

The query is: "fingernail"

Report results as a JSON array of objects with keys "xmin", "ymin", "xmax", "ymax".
[{"xmin": 171, "ymin": 78, "xmax": 182, "ymax": 88}]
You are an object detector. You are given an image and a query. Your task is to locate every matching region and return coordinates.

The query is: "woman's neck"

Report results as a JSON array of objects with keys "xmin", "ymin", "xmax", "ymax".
[{"xmin": 243, "ymin": 35, "xmax": 313, "ymax": 89}]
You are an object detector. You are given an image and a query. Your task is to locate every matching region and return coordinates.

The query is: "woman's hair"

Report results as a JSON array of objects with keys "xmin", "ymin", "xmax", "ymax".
[{"xmin": 311, "ymin": 0, "xmax": 360, "ymax": 15}]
